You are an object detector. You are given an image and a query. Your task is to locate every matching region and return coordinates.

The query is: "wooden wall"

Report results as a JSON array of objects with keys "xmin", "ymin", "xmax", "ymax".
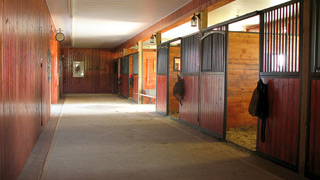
[
  {"xmin": 169, "ymin": 46, "xmax": 181, "ymax": 112},
  {"xmin": 51, "ymin": 28, "xmax": 61, "ymax": 104},
  {"xmin": 143, "ymin": 50, "xmax": 157, "ymax": 90},
  {"xmin": 143, "ymin": 50, "xmax": 156, "ymax": 104},
  {"xmin": 307, "ymin": 79, "xmax": 320, "ymax": 177},
  {"xmin": 179, "ymin": 76, "xmax": 199, "ymax": 126},
  {"xmin": 62, "ymin": 48, "xmax": 116, "ymax": 94},
  {"xmin": 0, "ymin": 0, "xmax": 60, "ymax": 179},
  {"xmin": 257, "ymin": 78, "xmax": 300, "ymax": 167},
  {"xmin": 227, "ymin": 32, "xmax": 259, "ymax": 128}
]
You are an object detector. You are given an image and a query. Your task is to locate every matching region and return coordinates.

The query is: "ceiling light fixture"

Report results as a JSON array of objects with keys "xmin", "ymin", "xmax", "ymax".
[
  {"xmin": 191, "ymin": 13, "xmax": 201, "ymax": 27},
  {"xmin": 150, "ymin": 34, "xmax": 156, "ymax": 44}
]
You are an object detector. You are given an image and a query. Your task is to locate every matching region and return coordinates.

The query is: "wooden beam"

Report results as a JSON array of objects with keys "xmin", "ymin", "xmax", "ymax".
[
  {"xmin": 115, "ymin": 0, "xmax": 234, "ymax": 51},
  {"xmin": 138, "ymin": 41, "xmax": 143, "ymax": 104}
]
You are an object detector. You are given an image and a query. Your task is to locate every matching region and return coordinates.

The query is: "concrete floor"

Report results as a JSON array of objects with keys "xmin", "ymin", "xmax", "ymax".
[{"xmin": 20, "ymin": 94, "xmax": 305, "ymax": 180}]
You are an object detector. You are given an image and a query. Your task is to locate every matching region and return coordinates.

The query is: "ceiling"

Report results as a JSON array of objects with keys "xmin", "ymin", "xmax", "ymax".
[
  {"xmin": 46, "ymin": 0, "xmax": 192, "ymax": 48},
  {"xmin": 47, "ymin": 0, "xmax": 290, "ymax": 49}
]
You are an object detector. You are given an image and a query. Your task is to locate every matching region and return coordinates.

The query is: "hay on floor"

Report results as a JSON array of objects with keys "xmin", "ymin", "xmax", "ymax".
[{"xmin": 226, "ymin": 126, "xmax": 257, "ymax": 151}]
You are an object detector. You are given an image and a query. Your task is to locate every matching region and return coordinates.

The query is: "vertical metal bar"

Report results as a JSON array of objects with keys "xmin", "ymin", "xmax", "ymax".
[
  {"xmin": 276, "ymin": 8, "xmax": 279, "ymax": 72},
  {"xmin": 281, "ymin": 7, "xmax": 287, "ymax": 72},
  {"xmin": 285, "ymin": 5, "xmax": 288, "ymax": 72},
  {"xmin": 316, "ymin": 0, "xmax": 320, "ymax": 71},
  {"xmin": 260, "ymin": 13, "xmax": 265, "ymax": 73},
  {"xmin": 264, "ymin": 12, "xmax": 267, "ymax": 72},
  {"xmin": 273, "ymin": 9, "xmax": 276, "ymax": 72},
  {"xmin": 280, "ymin": 7, "xmax": 283, "ymax": 72},
  {"xmin": 288, "ymin": 4, "xmax": 292, "ymax": 73},
  {"xmin": 292, "ymin": 4, "xmax": 295, "ymax": 73},
  {"xmin": 266, "ymin": 12, "xmax": 269, "ymax": 72},
  {"xmin": 296, "ymin": 2, "xmax": 301, "ymax": 72},
  {"xmin": 295, "ymin": 3, "xmax": 299, "ymax": 72}
]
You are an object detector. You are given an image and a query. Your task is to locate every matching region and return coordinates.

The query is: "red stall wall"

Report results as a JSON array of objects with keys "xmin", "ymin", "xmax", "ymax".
[
  {"xmin": 0, "ymin": 0, "xmax": 60, "ymax": 179},
  {"xmin": 307, "ymin": 79, "xmax": 320, "ymax": 177},
  {"xmin": 180, "ymin": 76, "xmax": 199, "ymax": 126},
  {"xmin": 156, "ymin": 76, "xmax": 167, "ymax": 114},
  {"xmin": 133, "ymin": 75, "xmax": 139, "ymax": 102},
  {"xmin": 257, "ymin": 78, "xmax": 300, "ymax": 167},
  {"xmin": 121, "ymin": 75, "xmax": 128, "ymax": 97},
  {"xmin": 200, "ymin": 75, "xmax": 225, "ymax": 136},
  {"xmin": 62, "ymin": 48, "xmax": 116, "ymax": 94}
]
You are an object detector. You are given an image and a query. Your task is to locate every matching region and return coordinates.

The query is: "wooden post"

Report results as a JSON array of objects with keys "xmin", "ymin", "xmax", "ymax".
[
  {"xmin": 138, "ymin": 41, "xmax": 143, "ymax": 104},
  {"xmin": 199, "ymin": 11, "xmax": 208, "ymax": 31},
  {"xmin": 156, "ymin": 32, "xmax": 161, "ymax": 45},
  {"xmin": 299, "ymin": 0, "xmax": 311, "ymax": 175}
]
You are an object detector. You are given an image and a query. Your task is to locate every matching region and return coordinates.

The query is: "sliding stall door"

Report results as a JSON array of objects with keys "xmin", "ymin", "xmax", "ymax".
[
  {"xmin": 156, "ymin": 44, "xmax": 169, "ymax": 115},
  {"xmin": 121, "ymin": 56, "xmax": 129, "ymax": 98},
  {"xmin": 180, "ymin": 34, "xmax": 200, "ymax": 127},
  {"xmin": 258, "ymin": 1, "xmax": 301, "ymax": 169},
  {"xmin": 132, "ymin": 53, "xmax": 139, "ymax": 102},
  {"xmin": 200, "ymin": 31, "xmax": 227, "ymax": 140}
]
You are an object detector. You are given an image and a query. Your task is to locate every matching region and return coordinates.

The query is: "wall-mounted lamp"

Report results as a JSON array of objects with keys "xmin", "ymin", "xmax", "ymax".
[
  {"xmin": 120, "ymin": 50, "xmax": 123, "ymax": 55},
  {"xmin": 150, "ymin": 34, "xmax": 156, "ymax": 43},
  {"xmin": 191, "ymin": 13, "xmax": 201, "ymax": 27},
  {"xmin": 134, "ymin": 43, "xmax": 138, "ymax": 50}
]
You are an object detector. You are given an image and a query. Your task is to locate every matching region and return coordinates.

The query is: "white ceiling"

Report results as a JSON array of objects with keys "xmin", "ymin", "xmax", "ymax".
[
  {"xmin": 47, "ymin": 0, "xmax": 291, "ymax": 49},
  {"xmin": 47, "ymin": 0, "xmax": 192, "ymax": 48}
]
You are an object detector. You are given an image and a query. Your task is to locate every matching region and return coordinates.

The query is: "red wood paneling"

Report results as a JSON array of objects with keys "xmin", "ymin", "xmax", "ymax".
[
  {"xmin": 133, "ymin": 75, "xmax": 139, "ymax": 102},
  {"xmin": 200, "ymin": 75, "xmax": 225, "ymax": 136},
  {"xmin": 0, "ymin": 0, "xmax": 60, "ymax": 179},
  {"xmin": 180, "ymin": 76, "xmax": 199, "ymax": 126},
  {"xmin": 156, "ymin": 75, "xmax": 167, "ymax": 114},
  {"xmin": 121, "ymin": 74, "xmax": 128, "ymax": 97},
  {"xmin": 50, "ymin": 25, "xmax": 60, "ymax": 104},
  {"xmin": 143, "ymin": 51, "xmax": 157, "ymax": 90},
  {"xmin": 257, "ymin": 78, "xmax": 300, "ymax": 167},
  {"xmin": 62, "ymin": 48, "xmax": 116, "ymax": 94},
  {"xmin": 307, "ymin": 80, "xmax": 320, "ymax": 177}
]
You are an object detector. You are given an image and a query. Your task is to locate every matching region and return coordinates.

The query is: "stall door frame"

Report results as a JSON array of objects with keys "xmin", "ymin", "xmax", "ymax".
[
  {"xmin": 131, "ymin": 53, "xmax": 139, "ymax": 103},
  {"xmin": 199, "ymin": 27, "xmax": 228, "ymax": 141},
  {"xmin": 156, "ymin": 38, "xmax": 180, "ymax": 116},
  {"xmin": 257, "ymin": 0, "xmax": 302, "ymax": 171},
  {"xmin": 156, "ymin": 43, "xmax": 170, "ymax": 115},
  {"xmin": 121, "ymin": 56, "xmax": 130, "ymax": 98}
]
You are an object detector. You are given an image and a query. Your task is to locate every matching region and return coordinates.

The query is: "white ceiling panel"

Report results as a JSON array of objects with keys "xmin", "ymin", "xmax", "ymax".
[{"xmin": 48, "ymin": 0, "xmax": 192, "ymax": 48}]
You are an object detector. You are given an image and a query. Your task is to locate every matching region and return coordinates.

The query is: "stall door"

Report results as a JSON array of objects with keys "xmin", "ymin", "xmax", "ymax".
[
  {"xmin": 132, "ymin": 53, "xmax": 139, "ymax": 102},
  {"xmin": 200, "ymin": 31, "xmax": 227, "ymax": 140},
  {"xmin": 180, "ymin": 34, "xmax": 200, "ymax": 127},
  {"xmin": 257, "ymin": 1, "xmax": 301, "ymax": 169},
  {"xmin": 156, "ymin": 44, "xmax": 169, "ymax": 115},
  {"xmin": 121, "ymin": 56, "xmax": 129, "ymax": 98},
  {"xmin": 117, "ymin": 58, "xmax": 121, "ymax": 94}
]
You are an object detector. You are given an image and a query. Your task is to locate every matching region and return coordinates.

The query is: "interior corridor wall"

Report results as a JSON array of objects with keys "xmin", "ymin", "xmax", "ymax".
[
  {"xmin": 143, "ymin": 50, "xmax": 156, "ymax": 104},
  {"xmin": 62, "ymin": 48, "xmax": 116, "ymax": 94},
  {"xmin": 0, "ymin": 0, "xmax": 60, "ymax": 179},
  {"xmin": 169, "ymin": 46, "xmax": 181, "ymax": 112},
  {"xmin": 227, "ymin": 32, "xmax": 259, "ymax": 128}
]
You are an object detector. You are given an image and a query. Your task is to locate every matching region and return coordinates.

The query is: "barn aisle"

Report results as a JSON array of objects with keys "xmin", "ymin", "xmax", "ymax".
[{"xmin": 24, "ymin": 94, "xmax": 302, "ymax": 180}]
